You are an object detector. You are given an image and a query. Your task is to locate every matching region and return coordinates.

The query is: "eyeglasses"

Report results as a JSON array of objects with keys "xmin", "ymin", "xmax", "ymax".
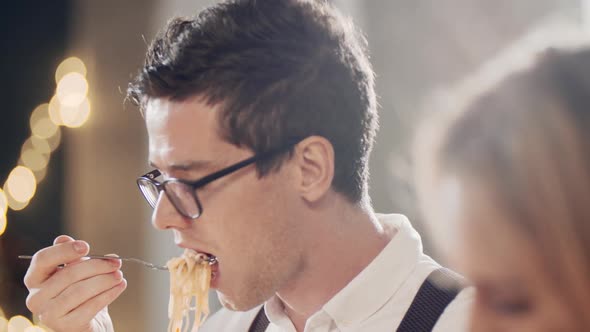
[{"xmin": 136, "ymin": 139, "xmax": 303, "ymax": 219}]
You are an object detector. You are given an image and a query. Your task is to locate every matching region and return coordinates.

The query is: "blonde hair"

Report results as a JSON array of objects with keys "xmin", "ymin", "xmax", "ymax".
[{"xmin": 417, "ymin": 48, "xmax": 590, "ymax": 328}]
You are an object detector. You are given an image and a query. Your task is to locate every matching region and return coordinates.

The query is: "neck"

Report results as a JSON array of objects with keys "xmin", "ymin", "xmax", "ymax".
[{"xmin": 276, "ymin": 195, "xmax": 392, "ymax": 331}]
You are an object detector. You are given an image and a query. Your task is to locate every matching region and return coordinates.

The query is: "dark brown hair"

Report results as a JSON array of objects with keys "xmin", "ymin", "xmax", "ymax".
[{"xmin": 127, "ymin": 0, "xmax": 377, "ymax": 203}]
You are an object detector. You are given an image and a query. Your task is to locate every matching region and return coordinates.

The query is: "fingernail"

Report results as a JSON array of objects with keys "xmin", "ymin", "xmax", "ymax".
[
  {"xmin": 54, "ymin": 235, "xmax": 73, "ymax": 245},
  {"xmin": 119, "ymin": 278, "xmax": 128, "ymax": 289},
  {"xmin": 104, "ymin": 253, "xmax": 121, "ymax": 266},
  {"xmin": 73, "ymin": 241, "xmax": 88, "ymax": 253}
]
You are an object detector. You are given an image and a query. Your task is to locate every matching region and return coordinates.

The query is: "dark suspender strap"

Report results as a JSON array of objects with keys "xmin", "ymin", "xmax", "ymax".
[
  {"xmin": 248, "ymin": 306, "xmax": 270, "ymax": 332},
  {"xmin": 247, "ymin": 268, "xmax": 463, "ymax": 332},
  {"xmin": 396, "ymin": 268, "xmax": 465, "ymax": 332}
]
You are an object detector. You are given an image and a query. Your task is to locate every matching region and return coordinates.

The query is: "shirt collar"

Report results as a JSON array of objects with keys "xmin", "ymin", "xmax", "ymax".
[
  {"xmin": 263, "ymin": 214, "xmax": 423, "ymax": 330},
  {"xmin": 322, "ymin": 213, "xmax": 422, "ymax": 329},
  {"xmin": 265, "ymin": 295, "xmax": 295, "ymax": 330}
]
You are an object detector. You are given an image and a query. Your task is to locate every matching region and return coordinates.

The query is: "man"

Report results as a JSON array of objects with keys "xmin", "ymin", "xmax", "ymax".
[{"xmin": 23, "ymin": 1, "xmax": 472, "ymax": 331}]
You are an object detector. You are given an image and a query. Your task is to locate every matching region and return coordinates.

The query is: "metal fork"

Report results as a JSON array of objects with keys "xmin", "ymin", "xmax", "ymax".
[
  {"xmin": 18, "ymin": 255, "xmax": 169, "ymax": 270},
  {"xmin": 18, "ymin": 254, "xmax": 217, "ymax": 270}
]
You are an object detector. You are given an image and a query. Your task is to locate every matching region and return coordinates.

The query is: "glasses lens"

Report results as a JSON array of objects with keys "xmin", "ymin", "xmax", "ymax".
[
  {"xmin": 138, "ymin": 178, "xmax": 160, "ymax": 208},
  {"xmin": 164, "ymin": 181, "xmax": 202, "ymax": 218}
]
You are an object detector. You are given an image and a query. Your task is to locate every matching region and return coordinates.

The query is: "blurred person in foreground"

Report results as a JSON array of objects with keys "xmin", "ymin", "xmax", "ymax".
[
  {"xmin": 23, "ymin": 1, "xmax": 472, "ymax": 331},
  {"xmin": 416, "ymin": 47, "xmax": 590, "ymax": 331}
]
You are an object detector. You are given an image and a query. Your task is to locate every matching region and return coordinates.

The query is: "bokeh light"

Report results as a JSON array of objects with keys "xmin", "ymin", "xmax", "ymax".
[
  {"xmin": 48, "ymin": 95, "xmax": 63, "ymax": 126},
  {"xmin": 24, "ymin": 326, "xmax": 47, "ymax": 332},
  {"xmin": 55, "ymin": 56, "xmax": 87, "ymax": 83},
  {"xmin": 29, "ymin": 104, "xmax": 49, "ymax": 125},
  {"xmin": 31, "ymin": 118, "xmax": 58, "ymax": 140},
  {"xmin": 60, "ymin": 98, "xmax": 91, "ymax": 128},
  {"xmin": 31, "ymin": 316, "xmax": 52, "ymax": 332},
  {"xmin": 7, "ymin": 315, "xmax": 33, "ymax": 332},
  {"xmin": 4, "ymin": 190, "xmax": 29, "ymax": 211},
  {"xmin": 56, "ymin": 72, "xmax": 88, "ymax": 107},
  {"xmin": 6, "ymin": 166, "xmax": 37, "ymax": 203},
  {"xmin": 20, "ymin": 136, "xmax": 51, "ymax": 173},
  {"xmin": 29, "ymin": 136, "xmax": 51, "ymax": 156},
  {"xmin": 0, "ymin": 56, "xmax": 88, "ymax": 247},
  {"xmin": 0, "ymin": 210, "xmax": 6, "ymax": 237},
  {"xmin": 0, "ymin": 317, "xmax": 7, "ymax": 331},
  {"xmin": 46, "ymin": 126, "xmax": 62, "ymax": 152},
  {"xmin": 30, "ymin": 104, "xmax": 58, "ymax": 139},
  {"xmin": 0, "ymin": 188, "xmax": 7, "ymax": 214},
  {"xmin": 32, "ymin": 166, "xmax": 48, "ymax": 184},
  {"xmin": 20, "ymin": 149, "xmax": 49, "ymax": 172}
]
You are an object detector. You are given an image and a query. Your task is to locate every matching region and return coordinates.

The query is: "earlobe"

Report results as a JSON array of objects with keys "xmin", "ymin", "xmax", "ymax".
[{"xmin": 296, "ymin": 136, "xmax": 335, "ymax": 203}]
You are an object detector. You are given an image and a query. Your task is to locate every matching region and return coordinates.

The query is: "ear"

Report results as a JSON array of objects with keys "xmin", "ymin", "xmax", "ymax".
[{"xmin": 293, "ymin": 136, "xmax": 335, "ymax": 203}]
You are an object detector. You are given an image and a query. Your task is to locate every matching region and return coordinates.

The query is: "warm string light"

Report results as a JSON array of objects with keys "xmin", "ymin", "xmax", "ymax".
[
  {"xmin": 0, "ymin": 314, "xmax": 53, "ymax": 332},
  {"xmin": 0, "ymin": 212, "xmax": 5, "ymax": 242},
  {"xmin": 0, "ymin": 56, "xmax": 91, "ymax": 332},
  {"xmin": 1, "ymin": 56, "xmax": 90, "ymax": 237}
]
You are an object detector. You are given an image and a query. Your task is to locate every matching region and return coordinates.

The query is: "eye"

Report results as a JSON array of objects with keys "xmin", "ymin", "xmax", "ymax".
[
  {"xmin": 490, "ymin": 298, "xmax": 532, "ymax": 315},
  {"xmin": 479, "ymin": 291, "xmax": 533, "ymax": 316}
]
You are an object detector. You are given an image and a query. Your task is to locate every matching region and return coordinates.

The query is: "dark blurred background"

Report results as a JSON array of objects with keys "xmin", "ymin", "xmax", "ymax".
[{"xmin": 0, "ymin": 0, "xmax": 71, "ymax": 317}]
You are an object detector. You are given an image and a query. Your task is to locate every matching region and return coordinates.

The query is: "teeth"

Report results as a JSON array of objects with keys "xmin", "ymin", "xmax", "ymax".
[
  {"xmin": 206, "ymin": 255, "xmax": 218, "ymax": 264},
  {"xmin": 182, "ymin": 249, "xmax": 218, "ymax": 264}
]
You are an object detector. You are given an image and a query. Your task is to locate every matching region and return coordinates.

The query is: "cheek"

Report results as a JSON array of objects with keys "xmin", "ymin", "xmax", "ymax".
[
  {"xmin": 470, "ymin": 296, "xmax": 541, "ymax": 332},
  {"xmin": 469, "ymin": 302, "xmax": 500, "ymax": 332},
  {"xmin": 529, "ymin": 289, "xmax": 579, "ymax": 331},
  {"xmin": 203, "ymin": 173, "xmax": 297, "ymax": 250}
]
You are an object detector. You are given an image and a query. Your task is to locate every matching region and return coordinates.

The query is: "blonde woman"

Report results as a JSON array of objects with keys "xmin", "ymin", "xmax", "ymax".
[{"xmin": 416, "ymin": 48, "xmax": 590, "ymax": 331}]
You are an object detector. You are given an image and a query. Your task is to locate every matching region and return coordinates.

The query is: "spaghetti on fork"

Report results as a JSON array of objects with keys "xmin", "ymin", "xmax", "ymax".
[{"xmin": 167, "ymin": 249, "xmax": 212, "ymax": 332}]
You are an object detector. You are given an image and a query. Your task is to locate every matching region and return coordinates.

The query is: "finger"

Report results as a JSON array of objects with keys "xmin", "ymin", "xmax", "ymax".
[
  {"xmin": 26, "ymin": 258, "xmax": 122, "ymax": 313},
  {"xmin": 60, "ymin": 279, "xmax": 127, "ymax": 330},
  {"xmin": 54, "ymin": 235, "xmax": 75, "ymax": 245},
  {"xmin": 24, "ymin": 240, "xmax": 90, "ymax": 288},
  {"xmin": 51, "ymin": 270, "xmax": 125, "ymax": 316},
  {"xmin": 54, "ymin": 236, "xmax": 91, "ymax": 267},
  {"xmin": 53, "ymin": 235, "xmax": 89, "ymax": 268}
]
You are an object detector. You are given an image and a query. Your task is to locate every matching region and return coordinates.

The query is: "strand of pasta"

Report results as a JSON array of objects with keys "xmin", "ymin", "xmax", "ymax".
[{"xmin": 167, "ymin": 250, "xmax": 211, "ymax": 332}]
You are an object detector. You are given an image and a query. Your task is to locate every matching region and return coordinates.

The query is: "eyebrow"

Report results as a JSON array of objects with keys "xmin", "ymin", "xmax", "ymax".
[{"xmin": 148, "ymin": 160, "xmax": 218, "ymax": 173}]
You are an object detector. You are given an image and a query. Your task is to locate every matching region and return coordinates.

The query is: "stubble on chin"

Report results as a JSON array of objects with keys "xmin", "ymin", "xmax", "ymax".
[{"xmin": 217, "ymin": 236, "xmax": 302, "ymax": 312}]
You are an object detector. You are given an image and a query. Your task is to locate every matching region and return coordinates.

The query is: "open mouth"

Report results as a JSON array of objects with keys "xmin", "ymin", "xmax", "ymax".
[
  {"xmin": 201, "ymin": 253, "xmax": 219, "ymax": 283},
  {"xmin": 185, "ymin": 248, "xmax": 217, "ymax": 264},
  {"xmin": 183, "ymin": 249, "xmax": 219, "ymax": 282},
  {"xmin": 202, "ymin": 253, "xmax": 218, "ymax": 265}
]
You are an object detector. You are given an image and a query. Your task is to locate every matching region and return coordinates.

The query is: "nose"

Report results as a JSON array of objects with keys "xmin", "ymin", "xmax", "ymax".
[{"xmin": 151, "ymin": 191, "xmax": 192, "ymax": 230}]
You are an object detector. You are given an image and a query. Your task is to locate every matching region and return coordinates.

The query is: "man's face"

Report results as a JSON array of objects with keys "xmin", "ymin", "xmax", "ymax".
[{"xmin": 144, "ymin": 96, "xmax": 305, "ymax": 311}]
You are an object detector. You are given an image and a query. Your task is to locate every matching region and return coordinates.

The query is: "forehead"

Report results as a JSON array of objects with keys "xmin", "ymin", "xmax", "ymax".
[{"xmin": 144, "ymin": 96, "xmax": 226, "ymax": 166}]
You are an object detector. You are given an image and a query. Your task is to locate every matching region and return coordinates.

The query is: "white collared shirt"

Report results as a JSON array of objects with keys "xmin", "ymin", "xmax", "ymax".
[{"xmin": 201, "ymin": 214, "xmax": 473, "ymax": 331}]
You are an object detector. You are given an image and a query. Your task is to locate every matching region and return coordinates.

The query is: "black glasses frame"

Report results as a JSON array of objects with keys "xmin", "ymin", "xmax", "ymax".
[{"xmin": 137, "ymin": 138, "xmax": 303, "ymax": 219}]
